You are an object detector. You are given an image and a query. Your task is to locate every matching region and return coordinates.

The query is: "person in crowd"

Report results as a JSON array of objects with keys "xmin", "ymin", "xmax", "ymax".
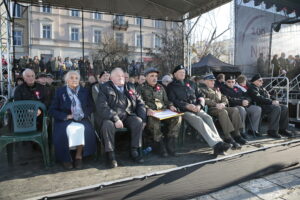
[
  {"xmin": 257, "ymin": 53, "xmax": 266, "ymax": 76},
  {"xmin": 141, "ymin": 67, "xmax": 181, "ymax": 157},
  {"xmin": 97, "ymin": 71, "xmax": 110, "ymax": 84},
  {"xmin": 57, "ymin": 56, "xmax": 64, "ymax": 80},
  {"xmin": 49, "ymin": 71, "xmax": 96, "ymax": 169},
  {"xmin": 78, "ymin": 57, "xmax": 86, "ymax": 81},
  {"xmin": 214, "ymin": 73, "xmax": 225, "ymax": 89},
  {"xmin": 12, "ymin": 77, "xmax": 24, "ymax": 97},
  {"xmin": 135, "ymin": 74, "xmax": 146, "ymax": 94},
  {"xmin": 92, "ymin": 70, "xmax": 110, "ymax": 103},
  {"xmin": 14, "ymin": 69, "xmax": 50, "ymax": 108},
  {"xmin": 161, "ymin": 75, "xmax": 172, "ymax": 88},
  {"xmin": 124, "ymin": 72, "xmax": 130, "ymax": 83},
  {"xmin": 247, "ymin": 74, "xmax": 292, "ymax": 138},
  {"xmin": 278, "ymin": 52, "xmax": 288, "ymax": 72},
  {"xmin": 221, "ymin": 75, "xmax": 262, "ymax": 138},
  {"xmin": 96, "ymin": 67, "xmax": 146, "ymax": 168},
  {"xmin": 39, "ymin": 56, "xmax": 46, "ymax": 72},
  {"xmin": 45, "ymin": 73, "xmax": 56, "ymax": 101},
  {"xmin": 167, "ymin": 65, "xmax": 231, "ymax": 156},
  {"xmin": 36, "ymin": 72, "xmax": 48, "ymax": 86},
  {"xmin": 32, "ymin": 56, "xmax": 40, "ymax": 74},
  {"xmin": 85, "ymin": 75, "xmax": 97, "ymax": 93},
  {"xmin": 65, "ymin": 57, "xmax": 73, "ymax": 71},
  {"xmin": 271, "ymin": 54, "xmax": 280, "ymax": 77},
  {"xmin": 198, "ymin": 73, "xmax": 247, "ymax": 149}
]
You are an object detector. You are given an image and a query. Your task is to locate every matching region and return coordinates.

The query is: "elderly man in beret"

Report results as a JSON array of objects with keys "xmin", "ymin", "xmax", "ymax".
[
  {"xmin": 167, "ymin": 65, "xmax": 232, "ymax": 156},
  {"xmin": 247, "ymin": 74, "xmax": 292, "ymax": 138},
  {"xmin": 141, "ymin": 67, "xmax": 182, "ymax": 157},
  {"xmin": 198, "ymin": 73, "xmax": 247, "ymax": 149}
]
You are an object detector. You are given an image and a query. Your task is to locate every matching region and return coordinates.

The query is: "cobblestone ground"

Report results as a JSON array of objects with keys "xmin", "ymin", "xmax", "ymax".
[{"xmin": 190, "ymin": 167, "xmax": 300, "ymax": 200}]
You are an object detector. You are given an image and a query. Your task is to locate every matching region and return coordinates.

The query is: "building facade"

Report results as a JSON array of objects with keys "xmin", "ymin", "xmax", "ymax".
[{"xmin": 24, "ymin": 5, "xmax": 178, "ymax": 63}]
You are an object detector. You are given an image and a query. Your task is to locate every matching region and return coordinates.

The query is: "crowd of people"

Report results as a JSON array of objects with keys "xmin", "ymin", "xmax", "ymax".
[
  {"xmin": 6, "ymin": 62, "xmax": 293, "ymax": 170},
  {"xmin": 257, "ymin": 52, "xmax": 300, "ymax": 78}
]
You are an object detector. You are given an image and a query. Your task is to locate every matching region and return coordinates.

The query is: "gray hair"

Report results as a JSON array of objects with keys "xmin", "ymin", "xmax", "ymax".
[
  {"xmin": 22, "ymin": 68, "xmax": 35, "ymax": 77},
  {"xmin": 64, "ymin": 70, "xmax": 81, "ymax": 83},
  {"xmin": 110, "ymin": 67, "xmax": 124, "ymax": 77}
]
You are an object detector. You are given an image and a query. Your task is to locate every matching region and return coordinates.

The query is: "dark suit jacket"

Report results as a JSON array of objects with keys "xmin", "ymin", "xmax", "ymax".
[
  {"xmin": 221, "ymin": 85, "xmax": 251, "ymax": 107},
  {"xmin": 96, "ymin": 81, "xmax": 146, "ymax": 127},
  {"xmin": 247, "ymin": 83, "xmax": 273, "ymax": 106}
]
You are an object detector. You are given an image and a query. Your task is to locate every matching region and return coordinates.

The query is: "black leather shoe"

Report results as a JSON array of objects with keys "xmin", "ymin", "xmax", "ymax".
[
  {"xmin": 131, "ymin": 148, "xmax": 144, "ymax": 163},
  {"xmin": 74, "ymin": 159, "xmax": 83, "ymax": 169},
  {"xmin": 267, "ymin": 130, "xmax": 282, "ymax": 139},
  {"xmin": 213, "ymin": 142, "xmax": 225, "ymax": 156},
  {"xmin": 224, "ymin": 138, "xmax": 241, "ymax": 150},
  {"xmin": 106, "ymin": 151, "xmax": 118, "ymax": 168},
  {"xmin": 248, "ymin": 130, "xmax": 262, "ymax": 137},
  {"xmin": 234, "ymin": 136, "xmax": 247, "ymax": 145},
  {"xmin": 62, "ymin": 162, "xmax": 73, "ymax": 170},
  {"xmin": 279, "ymin": 130, "xmax": 293, "ymax": 137},
  {"xmin": 221, "ymin": 142, "xmax": 232, "ymax": 152},
  {"xmin": 240, "ymin": 132, "xmax": 248, "ymax": 139}
]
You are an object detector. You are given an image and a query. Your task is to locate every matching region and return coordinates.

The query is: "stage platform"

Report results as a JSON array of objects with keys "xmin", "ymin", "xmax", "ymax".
[{"xmin": 0, "ymin": 128, "xmax": 300, "ymax": 200}]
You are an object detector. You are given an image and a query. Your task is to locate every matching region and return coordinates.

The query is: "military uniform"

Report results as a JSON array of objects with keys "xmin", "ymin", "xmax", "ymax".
[
  {"xmin": 167, "ymin": 78, "xmax": 224, "ymax": 148},
  {"xmin": 198, "ymin": 84, "xmax": 243, "ymax": 140},
  {"xmin": 141, "ymin": 82, "xmax": 181, "ymax": 143}
]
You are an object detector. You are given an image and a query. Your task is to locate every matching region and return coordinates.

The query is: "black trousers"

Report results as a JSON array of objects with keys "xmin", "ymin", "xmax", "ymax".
[
  {"xmin": 100, "ymin": 115, "xmax": 144, "ymax": 152},
  {"xmin": 261, "ymin": 104, "xmax": 289, "ymax": 131}
]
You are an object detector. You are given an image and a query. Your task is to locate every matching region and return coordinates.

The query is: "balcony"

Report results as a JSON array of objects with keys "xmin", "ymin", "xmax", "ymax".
[{"xmin": 112, "ymin": 19, "xmax": 129, "ymax": 31}]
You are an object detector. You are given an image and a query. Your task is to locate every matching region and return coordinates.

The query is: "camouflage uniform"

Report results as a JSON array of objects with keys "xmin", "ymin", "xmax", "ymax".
[
  {"xmin": 198, "ymin": 84, "xmax": 243, "ymax": 140},
  {"xmin": 141, "ymin": 82, "xmax": 181, "ymax": 142}
]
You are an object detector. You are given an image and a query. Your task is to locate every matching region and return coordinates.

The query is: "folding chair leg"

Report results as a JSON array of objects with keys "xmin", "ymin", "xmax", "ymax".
[{"xmin": 6, "ymin": 143, "xmax": 14, "ymax": 165}]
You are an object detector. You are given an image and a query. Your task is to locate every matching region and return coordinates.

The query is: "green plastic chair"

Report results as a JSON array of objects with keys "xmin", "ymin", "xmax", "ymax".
[{"xmin": 0, "ymin": 100, "xmax": 50, "ymax": 167}]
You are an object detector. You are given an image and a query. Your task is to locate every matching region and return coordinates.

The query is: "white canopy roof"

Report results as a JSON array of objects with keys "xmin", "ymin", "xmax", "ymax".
[{"xmin": 15, "ymin": 0, "xmax": 231, "ymax": 21}]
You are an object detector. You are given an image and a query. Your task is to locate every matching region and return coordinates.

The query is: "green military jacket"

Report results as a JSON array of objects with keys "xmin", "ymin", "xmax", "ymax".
[
  {"xmin": 198, "ymin": 84, "xmax": 228, "ymax": 107},
  {"xmin": 141, "ymin": 82, "xmax": 172, "ymax": 110}
]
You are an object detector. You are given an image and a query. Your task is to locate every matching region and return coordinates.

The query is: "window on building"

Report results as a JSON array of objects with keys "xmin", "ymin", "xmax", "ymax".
[
  {"xmin": 94, "ymin": 30, "xmax": 101, "ymax": 43},
  {"xmin": 13, "ymin": 4, "xmax": 22, "ymax": 18},
  {"xmin": 13, "ymin": 30, "xmax": 22, "ymax": 46},
  {"xmin": 94, "ymin": 12, "xmax": 102, "ymax": 20},
  {"xmin": 42, "ymin": 25, "xmax": 51, "ymax": 39},
  {"xmin": 71, "ymin": 10, "xmax": 80, "ymax": 17},
  {"xmin": 154, "ymin": 35, "xmax": 162, "ymax": 48},
  {"xmin": 135, "ymin": 34, "xmax": 143, "ymax": 48},
  {"xmin": 136, "ymin": 17, "xmax": 143, "ymax": 26},
  {"xmin": 42, "ymin": 6, "xmax": 51, "ymax": 13},
  {"xmin": 115, "ymin": 15, "xmax": 125, "ymax": 25},
  {"xmin": 115, "ymin": 33, "xmax": 124, "ymax": 45},
  {"xmin": 154, "ymin": 20, "xmax": 163, "ymax": 28},
  {"xmin": 71, "ymin": 28, "xmax": 79, "ymax": 41}
]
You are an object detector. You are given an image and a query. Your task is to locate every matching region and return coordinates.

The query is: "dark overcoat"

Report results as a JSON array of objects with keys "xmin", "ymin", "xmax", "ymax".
[{"xmin": 49, "ymin": 86, "xmax": 96, "ymax": 162}]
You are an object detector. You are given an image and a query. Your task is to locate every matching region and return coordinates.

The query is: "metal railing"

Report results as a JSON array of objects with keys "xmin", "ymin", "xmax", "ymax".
[{"xmin": 262, "ymin": 76, "xmax": 289, "ymax": 106}]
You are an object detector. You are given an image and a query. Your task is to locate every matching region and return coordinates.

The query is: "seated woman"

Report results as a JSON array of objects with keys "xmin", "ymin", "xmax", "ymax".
[{"xmin": 49, "ymin": 70, "xmax": 96, "ymax": 169}]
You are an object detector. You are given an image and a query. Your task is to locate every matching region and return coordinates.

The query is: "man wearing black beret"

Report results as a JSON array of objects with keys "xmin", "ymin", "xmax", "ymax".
[
  {"xmin": 247, "ymin": 74, "xmax": 292, "ymax": 138},
  {"xmin": 167, "ymin": 65, "xmax": 232, "ymax": 156}
]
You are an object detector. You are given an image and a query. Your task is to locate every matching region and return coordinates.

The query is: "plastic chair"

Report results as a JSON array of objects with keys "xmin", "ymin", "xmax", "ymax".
[{"xmin": 0, "ymin": 100, "xmax": 50, "ymax": 167}]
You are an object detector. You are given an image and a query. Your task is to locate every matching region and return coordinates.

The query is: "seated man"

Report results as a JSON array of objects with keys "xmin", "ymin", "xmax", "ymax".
[
  {"xmin": 141, "ymin": 67, "xmax": 181, "ymax": 157},
  {"xmin": 14, "ymin": 69, "xmax": 50, "ymax": 109},
  {"xmin": 198, "ymin": 73, "xmax": 247, "ymax": 149},
  {"xmin": 96, "ymin": 67, "xmax": 146, "ymax": 168},
  {"xmin": 247, "ymin": 74, "xmax": 292, "ymax": 138},
  {"xmin": 167, "ymin": 65, "xmax": 231, "ymax": 156},
  {"xmin": 221, "ymin": 75, "xmax": 262, "ymax": 138}
]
